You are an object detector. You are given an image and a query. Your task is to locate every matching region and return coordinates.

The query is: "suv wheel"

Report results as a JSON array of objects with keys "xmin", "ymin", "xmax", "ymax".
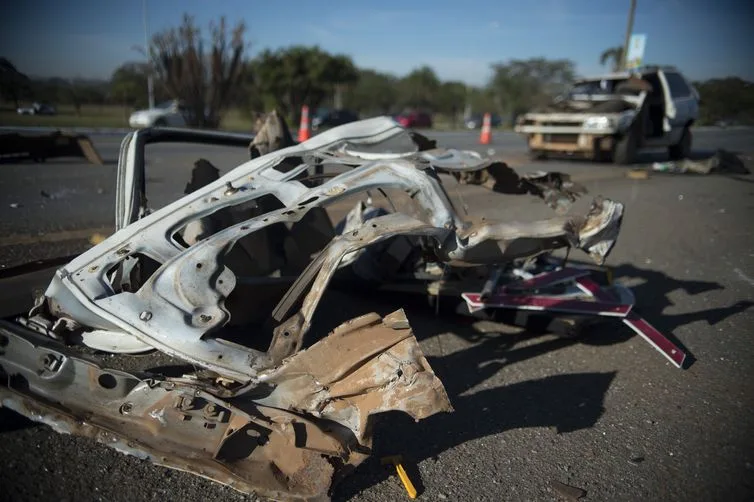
[
  {"xmin": 613, "ymin": 128, "xmax": 638, "ymax": 165},
  {"xmin": 668, "ymin": 126, "xmax": 692, "ymax": 160}
]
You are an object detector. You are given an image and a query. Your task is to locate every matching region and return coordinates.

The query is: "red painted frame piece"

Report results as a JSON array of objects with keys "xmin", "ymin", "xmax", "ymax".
[
  {"xmin": 462, "ymin": 269, "xmax": 687, "ymax": 369},
  {"xmin": 575, "ymin": 277, "xmax": 686, "ymax": 368}
]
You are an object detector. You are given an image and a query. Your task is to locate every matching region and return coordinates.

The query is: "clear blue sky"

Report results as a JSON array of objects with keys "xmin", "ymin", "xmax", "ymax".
[{"xmin": 1, "ymin": 0, "xmax": 752, "ymax": 85}]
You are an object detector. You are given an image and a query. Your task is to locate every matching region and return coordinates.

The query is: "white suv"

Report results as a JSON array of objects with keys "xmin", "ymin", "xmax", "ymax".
[{"xmin": 514, "ymin": 66, "xmax": 700, "ymax": 164}]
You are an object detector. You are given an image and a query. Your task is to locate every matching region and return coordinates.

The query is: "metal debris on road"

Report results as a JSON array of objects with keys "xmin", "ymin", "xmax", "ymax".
[
  {"xmin": 651, "ymin": 150, "xmax": 751, "ymax": 175},
  {"xmin": 0, "ymin": 114, "xmax": 684, "ymax": 500},
  {"xmin": 0, "ymin": 131, "xmax": 104, "ymax": 165}
]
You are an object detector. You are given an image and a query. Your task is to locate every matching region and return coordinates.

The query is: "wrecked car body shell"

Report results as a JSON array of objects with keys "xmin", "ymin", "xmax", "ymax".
[
  {"xmin": 32, "ymin": 117, "xmax": 623, "ymax": 380},
  {"xmin": 1, "ymin": 116, "xmax": 628, "ymax": 500}
]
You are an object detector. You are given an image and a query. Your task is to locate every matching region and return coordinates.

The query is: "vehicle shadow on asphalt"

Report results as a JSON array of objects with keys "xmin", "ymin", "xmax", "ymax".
[
  {"xmin": 332, "ymin": 307, "xmax": 618, "ymax": 501},
  {"xmin": 332, "ymin": 263, "xmax": 753, "ymax": 499},
  {"xmin": 606, "ymin": 263, "xmax": 754, "ymax": 367}
]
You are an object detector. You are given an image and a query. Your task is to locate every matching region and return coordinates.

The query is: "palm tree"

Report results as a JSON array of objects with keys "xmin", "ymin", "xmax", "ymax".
[{"xmin": 599, "ymin": 46, "xmax": 625, "ymax": 72}]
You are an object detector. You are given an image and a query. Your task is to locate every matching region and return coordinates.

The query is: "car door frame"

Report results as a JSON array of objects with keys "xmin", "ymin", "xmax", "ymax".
[{"xmin": 658, "ymin": 70, "xmax": 695, "ymax": 145}]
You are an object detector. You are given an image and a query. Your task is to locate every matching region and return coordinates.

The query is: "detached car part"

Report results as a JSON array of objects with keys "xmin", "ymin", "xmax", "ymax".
[
  {"xmin": 1, "ymin": 117, "xmax": 627, "ymax": 500},
  {"xmin": 0, "ymin": 131, "xmax": 103, "ymax": 165}
]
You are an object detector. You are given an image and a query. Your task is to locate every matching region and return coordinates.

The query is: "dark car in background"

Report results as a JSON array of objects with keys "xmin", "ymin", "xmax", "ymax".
[
  {"xmin": 311, "ymin": 109, "xmax": 359, "ymax": 131},
  {"xmin": 464, "ymin": 113, "xmax": 502, "ymax": 129},
  {"xmin": 16, "ymin": 102, "xmax": 57, "ymax": 116},
  {"xmin": 396, "ymin": 111, "xmax": 433, "ymax": 129}
]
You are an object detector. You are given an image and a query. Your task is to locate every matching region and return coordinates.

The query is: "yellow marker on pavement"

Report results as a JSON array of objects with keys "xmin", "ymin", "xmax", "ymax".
[{"xmin": 381, "ymin": 455, "xmax": 418, "ymax": 499}]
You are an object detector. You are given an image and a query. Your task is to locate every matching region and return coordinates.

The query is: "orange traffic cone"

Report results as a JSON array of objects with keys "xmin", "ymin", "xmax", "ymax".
[
  {"xmin": 298, "ymin": 105, "xmax": 311, "ymax": 142},
  {"xmin": 479, "ymin": 113, "xmax": 492, "ymax": 145}
]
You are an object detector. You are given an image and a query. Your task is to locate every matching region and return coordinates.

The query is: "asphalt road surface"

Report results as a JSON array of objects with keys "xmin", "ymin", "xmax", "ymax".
[{"xmin": 1, "ymin": 127, "xmax": 753, "ymax": 502}]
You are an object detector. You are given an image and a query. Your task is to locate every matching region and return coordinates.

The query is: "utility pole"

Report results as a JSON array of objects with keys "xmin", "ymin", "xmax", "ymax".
[
  {"xmin": 143, "ymin": 0, "xmax": 155, "ymax": 109},
  {"xmin": 621, "ymin": 0, "xmax": 637, "ymax": 71}
]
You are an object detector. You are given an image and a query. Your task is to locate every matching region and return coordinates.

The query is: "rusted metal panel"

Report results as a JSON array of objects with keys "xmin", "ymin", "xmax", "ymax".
[{"xmin": 0, "ymin": 310, "xmax": 451, "ymax": 501}]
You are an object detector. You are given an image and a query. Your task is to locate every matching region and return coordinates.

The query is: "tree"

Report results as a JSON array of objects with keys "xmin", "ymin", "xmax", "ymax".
[
  {"xmin": 435, "ymin": 81, "xmax": 467, "ymax": 126},
  {"xmin": 398, "ymin": 66, "xmax": 441, "ymax": 110},
  {"xmin": 694, "ymin": 77, "xmax": 754, "ymax": 125},
  {"xmin": 0, "ymin": 57, "xmax": 31, "ymax": 107},
  {"xmin": 599, "ymin": 46, "xmax": 624, "ymax": 72},
  {"xmin": 110, "ymin": 62, "xmax": 150, "ymax": 109},
  {"xmin": 149, "ymin": 14, "xmax": 247, "ymax": 128},
  {"xmin": 488, "ymin": 58, "xmax": 576, "ymax": 117},
  {"xmin": 467, "ymin": 86, "xmax": 498, "ymax": 114},
  {"xmin": 343, "ymin": 69, "xmax": 398, "ymax": 116},
  {"xmin": 251, "ymin": 46, "xmax": 358, "ymax": 121}
]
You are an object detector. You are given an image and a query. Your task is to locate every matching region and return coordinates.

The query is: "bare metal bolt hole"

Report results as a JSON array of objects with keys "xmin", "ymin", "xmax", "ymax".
[
  {"xmin": 199, "ymin": 314, "xmax": 213, "ymax": 323},
  {"xmin": 98, "ymin": 373, "xmax": 118, "ymax": 389},
  {"xmin": 88, "ymin": 265, "xmax": 99, "ymax": 273},
  {"xmin": 217, "ymin": 354, "xmax": 223, "ymax": 360},
  {"xmin": 283, "ymin": 331, "xmax": 290, "ymax": 337},
  {"xmin": 120, "ymin": 402, "xmax": 133, "ymax": 414},
  {"xmin": 371, "ymin": 224, "xmax": 377, "ymax": 228},
  {"xmin": 240, "ymin": 226, "xmax": 249, "ymax": 231},
  {"xmin": 397, "ymin": 369, "xmax": 403, "ymax": 378},
  {"xmin": 196, "ymin": 263, "xmax": 203, "ymax": 269},
  {"xmin": 218, "ymin": 280, "xmax": 224, "ymax": 285}
]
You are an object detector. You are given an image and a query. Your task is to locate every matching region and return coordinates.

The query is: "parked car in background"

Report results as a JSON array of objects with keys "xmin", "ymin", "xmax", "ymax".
[
  {"xmin": 16, "ymin": 102, "xmax": 57, "ymax": 115},
  {"xmin": 129, "ymin": 100, "xmax": 192, "ymax": 128},
  {"xmin": 311, "ymin": 109, "xmax": 359, "ymax": 131},
  {"xmin": 464, "ymin": 113, "xmax": 502, "ymax": 129},
  {"xmin": 396, "ymin": 111, "xmax": 433, "ymax": 129}
]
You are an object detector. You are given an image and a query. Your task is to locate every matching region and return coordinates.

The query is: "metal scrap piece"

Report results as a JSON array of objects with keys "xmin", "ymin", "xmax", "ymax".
[
  {"xmin": 257, "ymin": 310, "xmax": 452, "ymax": 439},
  {"xmin": 551, "ymin": 480, "xmax": 587, "ymax": 501},
  {"xmin": 0, "ymin": 131, "xmax": 103, "ymax": 165},
  {"xmin": 0, "ymin": 308, "xmax": 451, "ymax": 501}
]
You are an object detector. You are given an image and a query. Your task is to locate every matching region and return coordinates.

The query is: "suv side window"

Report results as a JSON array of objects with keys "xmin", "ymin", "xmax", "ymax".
[{"xmin": 664, "ymin": 72, "xmax": 692, "ymax": 99}]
